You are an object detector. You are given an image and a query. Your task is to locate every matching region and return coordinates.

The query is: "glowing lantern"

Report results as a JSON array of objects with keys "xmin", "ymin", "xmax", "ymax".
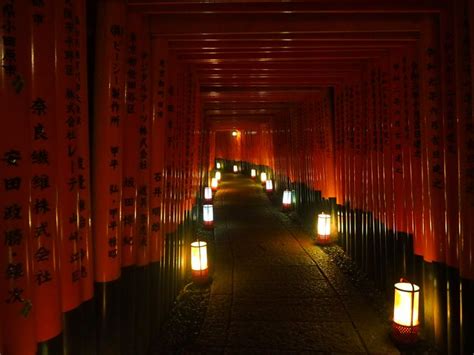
[
  {"xmin": 265, "ymin": 179, "xmax": 273, "ymax": 192},
  {"xmin": 392, "ymin": 280, "xmax": 420, "ymax": 344},
  {"xmin": 215, "ymin": 171, "xmax": 221, "ymax": 181},
  {"xmin": 204, "ymin": 187, "xmax": 212, "ymax": 202},
  {"xmin": 260, "ymin": 172, "xmax": 267, "ymax": 183},
  {"xmin": 216, "ymin": 162, "xmax": 221, "ymax": 169},
  {"xmin": 233, "ymin": 165, "xmax": 238, "ymax": 173},
  {"xmin": 191, "ymin": 241, "xmax": 208, "ymax": 281},
  {"xmin": 203, "ymin": 204, "xmax": 214, "ymax": 229},
  {"xmin": 211, "ymin": 177, "xmax": 218, "ymax": 191},
  {"xmin": 251, "ymin": 169, "xmax": 257, "ymax": 178},
  {"xmin": 337, "ymin": 211, "xmax": 341, "ymax": 233},
  {"xmin": 282, "ymin": 189, "xmax": 292, "ymax": 210},
  {"xmin": 232, "ymin": 130, "xmax": 238, "ymax": 137},
  {"xmin": 316, "ymin": 212, "xmax": 331, "ymax": 244}
]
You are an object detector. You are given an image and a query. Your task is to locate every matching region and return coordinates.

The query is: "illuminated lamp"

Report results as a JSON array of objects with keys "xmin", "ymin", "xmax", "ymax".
[
  {"xmin": 211, "ymin": 177, "xmax": 218, "ymax": 191},
  {"xmin": 203, "ymin": 204, "xmax": 214, "ymax": 229},
  {"xmin": 233, "ymin": 165, "xmax": 238, "ymax": 173},
  {"xmin": 215, "ymin": 171, "xmax": 222, "ymax": 181},
  {"xmin": 337, "ymin": 211, "xmax": 341, "ymax": 233},
  {"xmin": 265, "ymin": 179, "xmax": 273, "ymax": 192},
  {"xmin": 191, "ymin": 241, "xmax": 208, "ymax": 282},
  {"xmin": 260, "ymin": 172, "xmax": 267, "ymax": 183},
  {"xmin": 392, "ymin": 279, "xmax": 420, "ymax": 344},
  {"xmin": 282, "ymin": 189, "xmax": 292, "ymax": 210},
  {"xmin": 251, "ymin": 169, "xmax": 257, "ymax": 179},
  {"xmin": 232, "ymin": 130, "xmax": 238, "ymax": 137},
  {"xmin": 316, "ymin": 212, "xmax": 331, "ymax": 244},
  {"xmin": 216, "ymin": 162, "xmax": 221, "ymax": 169},
  {"xmin": 204, "ymin": 187, "xmax": 212, "ymax": 202}
]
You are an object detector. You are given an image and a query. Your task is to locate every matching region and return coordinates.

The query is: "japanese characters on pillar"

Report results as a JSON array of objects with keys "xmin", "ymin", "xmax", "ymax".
[
  {"xmin": 121, "ymin": 13, "xmax": 142, "ymax": 267},
  {"xmin": 390, "ymin": 52, "xmax": 407, "ymax": 234},
  {"xmin": 30, "ymin": 0, "xmax": 62, "ymax": 341},
  {"xmin": 369, "ymin": 63, "xmax": 380, "ymax": 218},
  {"xmin": 458, "ymin": 0, "xmax": 474, "ymax": 280},
  {"xmin": 374, "ymin": 63, "xmax": 387, "ymax": 225},
  {"xmin": 75, "ymin": 0, "xmax": 93, "ymax": 302},
  {"xmin": 353, "ymin": 83, "xmax": 363, "ymax": 211},
  {"xmin": 420, "ymin": 17, "xmax": 447, "ymax": 264},
  {"xmin": 366, "ymin": 63, "xmax": 376, "ymax": 216},
  {"xmin": 401, "ymin": 51, "xmax": 415, "ymax": 237},
  {"xmin": 0, "ymin": 1, "xmax": 37, "ymax": 354},
  {"xmin": 165, "ymin": 60, "xmax": 178, "ymax": 236},
  {"xmin": 150, "ymin": 39, "xmax": 167, "ymax": 263},
  {"xmin": 440, "ymin": 9, "xmax": 459, "ymax": 269},
  {"xmin": 380, "ymin": 62, "xmax": 395, "ymax": 232},
  {"xmin": 346, "ymin": 84, "xmax": 354, "ymax": 208},
  {"xmin": 407, "ymin": 51, "xmax": 424, "ymax": 257},
  {"xmin": 360, "ymin": 72, "xmax": 369, "ymax": 214},
  {"xmin": 136, "ymin": 22, "xmax": 151, "ymax": 266},
  {"xmin": 183, "ymin": 69, "xmax": 195, "ymax": 213},
  {"xmin": 176, "ymin": 69, "xmax": 185, "ymax": 230},
  {"xmin": 323, "ymin": 91, "xmax": 336, "ymax": 199},
  {"xmin": 55, "ymin": 0, "xmax": 86, "ymax": 309},
  {"xmin": 192, "ymin": 82, "xmax": 202, "ymax": 199},
  {"xmin": 93, "ymin": 0, "xmax": 126, "ymax": 282}
]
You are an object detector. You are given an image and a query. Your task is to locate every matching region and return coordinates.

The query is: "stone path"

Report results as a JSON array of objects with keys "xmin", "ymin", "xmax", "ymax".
[{"xmin": 190, "ymin": 174, "xmax": 398, "ymax": 353}]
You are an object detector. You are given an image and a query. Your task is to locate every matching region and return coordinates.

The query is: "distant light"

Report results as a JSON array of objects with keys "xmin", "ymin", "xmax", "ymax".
[
  {"xmin": 282, "ymin": 190, "xmax": 292, "ymax": 210},
  {"xmin": 203, "ymin": 204, "xmax": 214, "ymax": 229},
  {"xmin": 251, "ymin": 169, "xmax": 257, "ymax": 178},
  {"xmin": 215, "ymin": 171, "xmax": 221, "ymax": 181},
  {"xmin": 232, "ymin": 130, "xmax": 238, "ymax": 137},
  {"xmin": 216, "ymin": 162, "xmax": 221, "ymax": 169},
  {"xmin": 265, "ymin": 180, "xmax": 273, "ymax": 192},
  {"xmin": 316, "ymin": 213, "xmax": 331, "ymax": 244},
  {"xmin": 204, "ymin": 187, "xmax": 212, "ymax": 201},
  {"xmin": 233, "ymin": 165, "xmax": 238, "ymax": 173},
  {"xmin": 211, "ymin": 177, "xmax": 218, "ymax": 191},
  {"xmin": 260, "ymin": 172, "xmax": 267, "ymax": 183}
]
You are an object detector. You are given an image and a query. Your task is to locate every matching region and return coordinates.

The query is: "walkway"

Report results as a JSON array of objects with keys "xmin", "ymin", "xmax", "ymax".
[{"xmin": 192, "ymin": 174, "xmax": 398, "ymax": 353}]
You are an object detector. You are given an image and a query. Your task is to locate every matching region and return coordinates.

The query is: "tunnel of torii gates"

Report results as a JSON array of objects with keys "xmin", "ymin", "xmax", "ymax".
[{"xmin": 1, "ymin": 0, "xmax": 474, "ymax": 354}]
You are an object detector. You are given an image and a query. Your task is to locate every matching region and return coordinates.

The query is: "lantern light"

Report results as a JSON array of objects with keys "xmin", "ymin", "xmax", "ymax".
[
  {"xmin": 265, "ymin": 179, "xmax": 273, "ymax": 192},
  {"xmin": 215, "ymin": 171, "xmax": 221, "ymax": 181},
  {"xmin": 251, "ymin": 169, "xmax": 257, "ymax": 178},
  {"xmin": 392, "ymin": 280, "xmax": 420, "ymax": 344},
  {"xmin": 191, "ymin": 241, "xmax": 208, "ymax": 282},
  {"xmin": 211, "ymin": 177, "xmax": 218, "ymax": 191},
  {"xmin": 216, "ymin": 162, "xmax": 221, "ymax": 169},
  {"xmin": 232, "ymin": 130, "xmax": 238, "ymax": 137},
  {"xmin": 204, "ymin": 187, "xmax": 212, "ymax": 202},
  {"xmin": 260, "ymin": 172, "xmax": 267, "ymax": 183},
  {"xmin": 316, "ymin": 212, "xmax": 331, "ymax": 244},
  {"xmin": 203, "ymin": 204, "xmax": 214, "ymax": 229},
  {"xmin": 233, "ymin": 165, "xmax": 238, "ymax": 173},
  {"xmin": 282, "ymin": 189, "xmax": 292, "ymax": 210},
  {"xmin": 337, "ymin": 211, "xmax": 341, "ymax": 233}
]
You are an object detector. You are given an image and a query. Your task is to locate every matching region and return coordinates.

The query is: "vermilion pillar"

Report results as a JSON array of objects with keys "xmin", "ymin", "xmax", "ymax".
[
  {"xmin": 0, "ymin": 1, "xmax": 36, "ymax": 354},
  {"xmin": 30, "ymin": 0, "xmax": 62, "ymax": 344},
  {"xmin": 92, "ymin": 0, "xmax": 126, "ymax": 354},
  {"xmin": 92, "ymin": 0, "xmax": 126, "ymax": 284},
  {"xmin": 420, "ymin": 16, "xmax": 447, "ymax": 265},
  {"xmin": 122, "ymin": 13, "xmax": 142, "ymax": 269},
  {"xmin": 55, "ymin": 0, "xmax": 85, "ymax": 314},
  {"xmin": 75, "ymin": 0, "xmax": 94, "ymax": 304},
  {"xmin": 151, "ymin": 38, "xmax": 168, "ymax": 264}
]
